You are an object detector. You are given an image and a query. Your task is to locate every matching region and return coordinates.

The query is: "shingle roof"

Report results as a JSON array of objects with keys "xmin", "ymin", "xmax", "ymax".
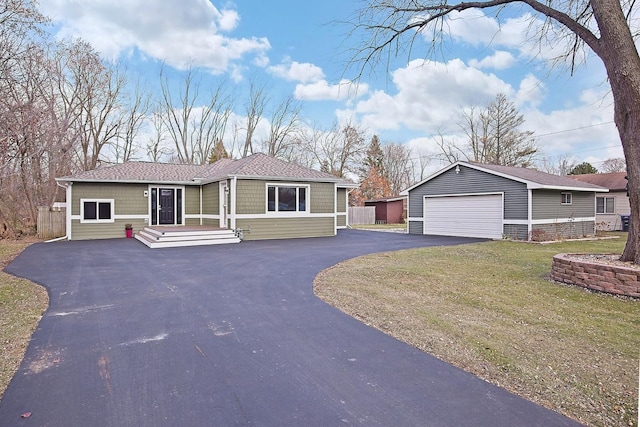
[
  {"xmin": 472, "ymin": 163, "xmax": 607, "ymax": 190},
  {"xmin": 403, "ymin": 161, "xmax": 609, "ymax": 194},
  {"xmin": 211, "ymin": 153, "xmax": 345, "ymax": 181},
  {"xmin": 567, "ymin": 172, "xmax": 627, "ymax": 191},
  {"xmin": 58, "ymin": 153, "xmax": 355, "ymax": 186}
]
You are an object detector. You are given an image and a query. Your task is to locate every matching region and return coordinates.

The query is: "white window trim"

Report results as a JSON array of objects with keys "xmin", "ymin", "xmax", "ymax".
[
  {"xmin": 265, "ymin": 182, "xmax": 310, "ymax": 214},
  {"xmin": 561, "ymin": 192, "xmax": 572, "ymax": 205},
  {"xmin": 148, "ymin": 185, "xmax": 185, "ymax": 226},
  {"xmin": 80, "ymin": 198, "xmax": 115, "ymax": 223},
  {"xmin": 596, "ymin": 196, "xmax": 615, "ymax": 214}
]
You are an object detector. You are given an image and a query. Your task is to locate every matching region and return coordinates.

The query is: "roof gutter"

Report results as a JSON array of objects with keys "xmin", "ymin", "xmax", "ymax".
[
  {"xmin": 56, "ymin": 178, "xmax": 202, "ymax": 186},
  {"xmin": 527, "ymin": 184, "xmax": 609, "ymax": 192}
]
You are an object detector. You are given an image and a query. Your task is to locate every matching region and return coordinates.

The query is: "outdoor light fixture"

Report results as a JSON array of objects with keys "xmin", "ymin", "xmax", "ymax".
[{"xmin": 455, "ymin": 165, "xmax": 461, "ymax": 174}]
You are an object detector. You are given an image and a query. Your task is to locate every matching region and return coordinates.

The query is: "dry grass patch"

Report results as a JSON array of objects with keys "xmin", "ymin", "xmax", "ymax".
[
  {"xmin": 314, "ymin": 235, "xmax": 639, "ymax": 427},
  {"xmin": 0, "ymin": 239, "xmax": 48, "ymax": 400}
]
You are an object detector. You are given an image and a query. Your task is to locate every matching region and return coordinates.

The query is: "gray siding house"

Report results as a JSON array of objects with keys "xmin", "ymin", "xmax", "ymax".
[
  {"xmin": 402, "ymin": 162, "xmax": 608, "ymax": 240},
  {"xmin": 56, "ymin": 154, "xmax": 356, "ymax": 244}
]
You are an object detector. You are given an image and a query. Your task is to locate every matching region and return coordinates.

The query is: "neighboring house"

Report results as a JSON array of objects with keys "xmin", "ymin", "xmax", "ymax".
[
  {"xmin": 568, "ymin": 172, "xmax": 630, "ymax": 231},
  {"xmin": 401, "ymin": 161, "xmax": 608, "ymax": 240},
  {"xmin": 364, "ymin": 196, "xmax": 406, "ymax": 224},
  {"xmin": 56, "ymin": 153, "xmax": 357, "ymax": 243}
]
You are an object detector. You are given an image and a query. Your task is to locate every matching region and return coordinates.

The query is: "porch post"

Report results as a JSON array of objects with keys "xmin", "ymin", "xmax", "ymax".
[{"xmin": 230, "ymin": 176, "xmax": 237, "ymax": 230}]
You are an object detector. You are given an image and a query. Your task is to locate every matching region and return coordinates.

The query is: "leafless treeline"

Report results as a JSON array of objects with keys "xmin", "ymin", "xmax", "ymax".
[{"xmin": 0, "ymin": 1, "xmax": 419, "ymax": 236}]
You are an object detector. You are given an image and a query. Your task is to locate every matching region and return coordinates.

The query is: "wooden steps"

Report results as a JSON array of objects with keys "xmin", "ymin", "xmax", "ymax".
[{"xmin": 135, "ymin": 226, "xmax": 241, "ymax": 248}]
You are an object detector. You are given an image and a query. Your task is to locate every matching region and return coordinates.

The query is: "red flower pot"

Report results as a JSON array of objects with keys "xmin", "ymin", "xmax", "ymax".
[{"xmin": 126, "ymin": 229, "xmax": 133, "ymax": 238}]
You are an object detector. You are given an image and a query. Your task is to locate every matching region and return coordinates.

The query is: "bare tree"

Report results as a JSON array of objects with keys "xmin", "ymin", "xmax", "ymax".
[
  {"xmin": 349, "ymin": 0, "xmax": 640, "ymax": 262},
  {"xmin": 299, "ymin": 122, "xmax": 367, "ymax": 178},
  {"xmin": 413, "ymin": 151, "xmax": 436, "ymax": 182},
  {"xmin": 0, "ymin": 39, "xmax": 78, "ymax": 234},
  {"xmin": 537, "ymin": 155, "xmax": 576, "ymax": 176},
  {"xmin": 0, "ymin": 0, "xmax": 47, "ymax": 68},
  {"xmin": 383, "ymin": 142, "xmax": 414, "ymax": 195},
  {"xmin": 242, "ymin": 80, "xmax": 267, "ymax": 157},
  {"xmin": 58, "ymin": 40, "xmax": 126, "ymax": 171},
  {"xmin": 438, "ymin": 94, "xmax": 537, "ymax": 167},
  {"xmin": 600, "ymin": 157, "xmax": 626, "ymax": 173},
  {"xmin": 159, "ymin": 65, "xmax": 197, "ymax": 163},
  {"xmin": 263, "ymin": 95, "xmax": 302, "ymax": 159},
  {"xmin": 112, "ymin": 79, "xmax": 150, "ymax": 163},
  {"xmin": 159, "ymin": 65, "xmax": 233, "ymax": 164},
  {"xmin": 146, "ymin": 109, "xmax": 170, "ymax": 162}
]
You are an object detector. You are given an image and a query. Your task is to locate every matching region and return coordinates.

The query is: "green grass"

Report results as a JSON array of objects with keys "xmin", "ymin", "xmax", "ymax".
[
  {"xmin": 0, "ymin": 239, "xmax": 48, "ymax": 400},
  {"xmin": 314, "ymin": 233, "xmax": 639, "ymax": 427}
]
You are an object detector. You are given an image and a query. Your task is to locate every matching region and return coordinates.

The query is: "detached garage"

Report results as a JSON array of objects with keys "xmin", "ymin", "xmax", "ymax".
[
  {"xmin": 424, "ymin": 194, "xmax": 503, "ymax": 239},
  {"xmin": 403, "ymin": 162, "xmax": 608, "ymax": 240}
]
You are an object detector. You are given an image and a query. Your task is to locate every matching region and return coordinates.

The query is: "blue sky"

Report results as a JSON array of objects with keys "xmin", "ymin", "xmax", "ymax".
[{"xmin": 38, "ymin": 0, "xmax": 623, "ymax": 172}]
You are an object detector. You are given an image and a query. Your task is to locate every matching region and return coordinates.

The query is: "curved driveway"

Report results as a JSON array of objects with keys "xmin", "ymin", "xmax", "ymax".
[{"xmin": 0, "ymin": 230, "xmax": 581, "ymax": 426}]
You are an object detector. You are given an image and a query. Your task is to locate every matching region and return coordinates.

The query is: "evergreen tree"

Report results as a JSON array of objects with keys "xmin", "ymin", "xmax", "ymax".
[
  {"xmin": 363, "ymin": 135, "xmax": 384, "ymax": 176},
  {"xmin": 568, "ymin": 162, "xmax": 598, "ymax": 175},
  {"xmin": 208, "ymin": 139, "xmax": 229, "ymax": 164}
]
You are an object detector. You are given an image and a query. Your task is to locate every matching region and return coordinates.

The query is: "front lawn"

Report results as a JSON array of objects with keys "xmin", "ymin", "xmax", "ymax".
[
  {"xmin": 0, "ymin": 240, "xmax": 48, "ymax": 400},
  {"xmin": 314, "ymin": 234, "xmax": 639, "ymax": 427}
]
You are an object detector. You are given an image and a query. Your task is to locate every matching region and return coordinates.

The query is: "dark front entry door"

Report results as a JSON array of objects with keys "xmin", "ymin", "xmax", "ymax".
[{"xmin": 158, "ymin": 188, "xmax": 175, "ymax": 225}]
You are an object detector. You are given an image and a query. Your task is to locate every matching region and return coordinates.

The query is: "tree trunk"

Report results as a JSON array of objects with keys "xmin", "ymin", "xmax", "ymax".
[{"xmin": 591, "ymin": 0, "xmax": 640, "ymax": 263}]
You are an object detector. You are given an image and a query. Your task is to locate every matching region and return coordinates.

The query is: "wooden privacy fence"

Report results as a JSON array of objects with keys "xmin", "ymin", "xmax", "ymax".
[
  {"xmin": 348, "ymin": 206, "xmax": 375, "ymax": 225},
  {"xmin": 37, "ymin": 206, "xmax": 66, "ymax": 240}
]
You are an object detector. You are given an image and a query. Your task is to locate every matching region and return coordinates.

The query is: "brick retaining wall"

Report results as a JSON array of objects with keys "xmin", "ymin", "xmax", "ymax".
[{"xmin": 551, "ymin": 253, "xmax": 640, "ymax": 298}]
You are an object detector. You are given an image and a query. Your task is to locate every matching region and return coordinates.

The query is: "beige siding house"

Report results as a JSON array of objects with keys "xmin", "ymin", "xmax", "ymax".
[
  {"xmin": 57, "ymin": 154, "xmax": 356, "ymax": 242},
  {"xmin": 568, "ymin": 172, "xmax": 630, "ymax": 231}
]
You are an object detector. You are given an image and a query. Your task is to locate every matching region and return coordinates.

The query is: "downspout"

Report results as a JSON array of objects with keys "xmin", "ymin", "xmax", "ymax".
[{"xmin": 48, "ymin": 180, "xmax": 71, "ymax": 242}]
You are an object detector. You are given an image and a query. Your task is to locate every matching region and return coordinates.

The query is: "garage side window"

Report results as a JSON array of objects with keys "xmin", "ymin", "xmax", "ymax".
[
  {"xmin": 561, "ymin": 192, "xmax": 572, "ymax": 205},
  {"xmin": 81, "ymin": 199, "xmax": 114, "ymax": 223},
  {"xmin": 267, "ymin": 185, "xmax": 308, "ymax": 213}
]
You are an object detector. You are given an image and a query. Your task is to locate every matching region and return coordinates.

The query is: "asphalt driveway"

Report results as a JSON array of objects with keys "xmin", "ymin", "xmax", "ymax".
[{"xmin": 0, "ymin": 230, "xmax": 581, "ymax": 426}]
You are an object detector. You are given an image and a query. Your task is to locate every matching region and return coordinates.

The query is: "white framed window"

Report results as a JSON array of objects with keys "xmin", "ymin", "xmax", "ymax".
[
  {"xmin": 266, "ymin": 184, "xmax": 308, "ymax": 213},
  {"xmin": 80, "ymin": 199, "xmax": 114, "ymax": 223},
  {"xmin": 596, "ymin": 196, "xmax": 615, "ymax": 214},
  {"xmin": 561, "ymin": 192, "xmax": 572, "ymax": 205}
]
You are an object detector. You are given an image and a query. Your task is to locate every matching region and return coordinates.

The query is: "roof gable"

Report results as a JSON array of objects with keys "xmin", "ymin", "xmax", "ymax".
[{"xmin": 403, "ymin": 161, "xmax": 608, "ymax": 194}]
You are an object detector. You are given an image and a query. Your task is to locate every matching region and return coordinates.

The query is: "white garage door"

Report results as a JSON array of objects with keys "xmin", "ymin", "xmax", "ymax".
[{"xmin": 424, "ymin": 194, "xmax": 503, "ymax": 239}]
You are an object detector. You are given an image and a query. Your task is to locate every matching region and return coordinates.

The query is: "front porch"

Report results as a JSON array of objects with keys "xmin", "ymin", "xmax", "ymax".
[{"xmin": 135, "ymin": 225, "xmax": 240, "ymax": 249}]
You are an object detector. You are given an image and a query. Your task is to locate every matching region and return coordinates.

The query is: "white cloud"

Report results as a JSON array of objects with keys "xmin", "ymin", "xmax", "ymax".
[
  {"xmin": 295, "ymin": 80, "xmax": 369, "ymax": 101},
  {"xmin": 354, "ymin": 58, "xmax": 512, "ymax": 133},
  {"xmin": 268, "ymin": 60, "xmax": 325, "ymax": 83},
  {"xmin": 525, "ymin": 90, "xmax": 620, "ymax": 160},
  {"xmin": 515, "ymin": 74, "xmax": 545, "ymax": 108},
  {"xmin": 39, "ymin": 0, "xmax": 270, "ymax": 73},
  {"xmin": 218, "ymin": 8, "xmax": 240, "ymax": 32},
  {"xmin": 468, "ymin": 51, "xmax": 515, "ymax": 70},
  {"xmin": 445, "ymin": 10, "xmax": 587, "ymax": 64},
  {"xmin": 445, "ymin": 10, "xmax": 529, "ymax": 49}
]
